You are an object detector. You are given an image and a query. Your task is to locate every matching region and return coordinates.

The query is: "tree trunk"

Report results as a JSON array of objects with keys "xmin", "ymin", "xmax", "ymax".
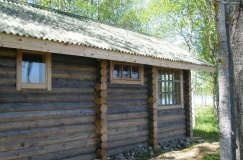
[
  {"xmin": 230, "ymin": 2, "xmax": 243, "ymax": 160},
  {"xmin": 214, "ymin": 1, "xmax": 233, "ymax": 159}
]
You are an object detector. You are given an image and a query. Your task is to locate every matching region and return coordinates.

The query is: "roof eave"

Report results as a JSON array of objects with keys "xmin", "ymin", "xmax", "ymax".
[{"xmin": 0, "ymin": 33, "xmax": 215, "ymax": 72}]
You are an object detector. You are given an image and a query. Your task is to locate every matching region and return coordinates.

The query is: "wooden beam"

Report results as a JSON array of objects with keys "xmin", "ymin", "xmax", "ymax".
[
  {"xmin": 0, "ymin": 33, "xmax": 215, "ymax": 72},
  {"xmin": 95, "ymin": 60, "xmax": 108, "ymax": 160},
  {"xmin": 147, "ymin": 66, "xmax": 158, "ymax": 148}
]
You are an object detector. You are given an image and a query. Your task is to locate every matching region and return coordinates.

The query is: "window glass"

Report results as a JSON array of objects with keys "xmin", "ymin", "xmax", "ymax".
[
  {"xmin": 123, "ymin": 65, "xmax": 131, "ymax": 78},
  {"xmin": 158, "ymin": 70, "xmax": 181, "ymax": 106},
  {"xmin": 22, "ymin": 53, "xmax": 46, "ymax": 84},
  {"xmin": 113, "ymin": 64, "xmax": 121, "ymax": 78},
  {"xmin": 132, "ymin": 66, "xmax": 139, "ymax": 79}
]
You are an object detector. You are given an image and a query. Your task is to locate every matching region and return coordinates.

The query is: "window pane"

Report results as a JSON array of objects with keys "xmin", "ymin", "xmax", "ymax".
[
  {"xmin": 132, "ymin": 66, "xmax": 139, "ymax": 79},
  {"xmin": 169, "ymin": 94, "xmax": 173, "ymax": 104},
  {"xmin": 168, "ymin": 82, "xmax": 173, "ymax": 92},
  {"xmin": 165, "ymin": 72, "xmax": 169, "ymax": 80},
  {"xmin": 162, "ymin": 94, "xmax": 166, "ymax": 105},
  {"xmin": 114, "ymin": 64, "xmax": 121, "ymax": 78},
  {"xmin": 169, "ymin": 72, "xmax": 173, "ymax": 80},
  {"xmin": 123, "ymin": 65, "xmax": 131, "ymax": 78},
  {"xmin": 22, "ymin": 54, "xmax": 46, "ymax": 84}
]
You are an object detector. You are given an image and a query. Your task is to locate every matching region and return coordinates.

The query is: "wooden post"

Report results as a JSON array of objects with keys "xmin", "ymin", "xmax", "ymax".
[
  {"xmin": 148, "ymin": 66, "xmax": 158, "ymax": 148},
  {"xmin": 183, "ymin": 70, "xmax": 193, "ymax": 137},
  {"xmin": 95, "ymin": 60, "xmax": 108, "ymax": 160}
]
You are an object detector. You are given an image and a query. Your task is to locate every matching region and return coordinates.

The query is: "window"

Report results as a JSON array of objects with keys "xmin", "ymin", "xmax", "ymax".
[
  {"xmin": 17, "ymin": 50, "xmax": 51, "ymax": 90},
  {"xmin": 110, "ymin": 61, "xmax": 143, "ymax": 84},
  {"xmin": 158, "ymin": 69, "xmax": 183, "ymax": 108}
]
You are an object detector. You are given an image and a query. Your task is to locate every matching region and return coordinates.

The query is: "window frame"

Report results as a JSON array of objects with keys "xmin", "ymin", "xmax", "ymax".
[
  {"xmin": 157, "ymin": 69, "xmax": 184, "ymax": 110},
  {"xmin": 110, "ymin": 61, "xmax": 144, "ymax": 85},
  {"xmin": 16, "ymin": 49, "xmax": 52, "ymax": 90}
]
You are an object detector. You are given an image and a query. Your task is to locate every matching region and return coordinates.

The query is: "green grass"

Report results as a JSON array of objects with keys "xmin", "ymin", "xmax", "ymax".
[{"xmin": 193, "ymin": 105, "xmax": 219, "ymax": 142}]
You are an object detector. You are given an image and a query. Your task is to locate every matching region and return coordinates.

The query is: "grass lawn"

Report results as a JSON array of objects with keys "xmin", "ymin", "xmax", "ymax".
[{"xmin": 193, "ymin": 105, "xmax": 219, "ymax": 142}]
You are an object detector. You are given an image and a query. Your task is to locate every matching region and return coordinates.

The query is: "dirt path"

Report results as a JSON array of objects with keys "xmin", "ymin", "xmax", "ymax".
[{"xmin": 150, "ymin": 142, "xmax": 220, "ymax": 160}]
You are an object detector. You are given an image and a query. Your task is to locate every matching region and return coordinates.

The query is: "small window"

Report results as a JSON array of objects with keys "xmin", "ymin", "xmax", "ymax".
[
  {"xmin": 17, "ymin": 50, "xmax": 51, "ymax": 90},
  {"xmin": 158, "ymin": 69, "xmax": 183, "ymax": 108},
  {"xmin": 110, "ymin": 61, "xmax": 143, "ymax": 84}
]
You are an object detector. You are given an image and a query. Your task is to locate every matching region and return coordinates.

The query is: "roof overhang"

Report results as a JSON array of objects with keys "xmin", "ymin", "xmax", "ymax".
[{"xmin": 0, "ymin": 33, "xmax": 215, "ymax": 72}]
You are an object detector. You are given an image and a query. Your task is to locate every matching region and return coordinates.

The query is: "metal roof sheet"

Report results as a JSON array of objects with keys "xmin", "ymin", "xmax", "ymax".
[{"xmin": 0, "ymin": 0, "xmax": 212, "ymax": 66}]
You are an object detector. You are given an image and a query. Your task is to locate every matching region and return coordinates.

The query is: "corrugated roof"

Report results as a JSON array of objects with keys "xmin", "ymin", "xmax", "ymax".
[{"xmin": 0, "ymin": 0, "xmax": 212, "ymax": 66}]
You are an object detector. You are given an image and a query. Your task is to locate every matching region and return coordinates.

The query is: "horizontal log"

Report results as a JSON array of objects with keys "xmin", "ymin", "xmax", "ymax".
[
  {"xmin": 0, "ymin": 48, "xmax": 16, "ymax": 57},
  {"xmin": 62, "ymin": 154, "xmax": 96, "ymax": 160},
  {"xmin": 0, "ymin": 87, "xmax": 95, "ymax": 94},
  {"xmin": 0, "ymin": 78, "xmax": 15, "ymax": 86},
  {"xmin": 108, "ymin": 88, "xmax": 147, "ymax": 94},
  {"xmin": 0, "ymin": 124, "xmax": 95, "ymax": 142},
  {"xmin": 19, "ymin": 146, "xmax": 96, "ymax": 160},
  {"xmin": 158, "ymin": 124, "xmax": 186, "ymax": 134},
  {"xmin": 107, "ymin": 106, "xmax": 148, "ymax": 114},
  {"xmin": 107, "ymin": 100, "xmax": 147, "ymax": 108},
  {"xmin": 0, "ymin": 93, "xmax": 95, "ymax": 103},
  {"xmin": 95, "ymin": 83, "xmax": 107, "ymax": 90},
  {"xmin": 0, "ymin": 116, "xmax": 95, "ymax": 132},
  {"xmin": 107, "ymin": 136, "xmax": 148, "ymax": 149},
  {"xmin": 52, "ymin": 54, "xmax": 96, "ymax": 65},
  {"xmin": 157, "ymin": 114, "xmax": 185, "ymax": 123},
  {"xmin": 107, "ymin": 112, "xmax": 148, "ymax": 121},
  {"xmin": 95, "ymin": 119, "xmax": 107, "ymax": 127},
  {"xmin": 0, "ymin": 102, "xmax": 95, "ymax": 113},
  {"xmin": 96, "ymin": 75, "xmax": 108, "ymax": 83},
  {"xmin": 158, "ymin": 129, "xmax": 186, "ymax": 139},
  {"xmin": 107, "ymin": 142, "xmax": 148, "ymax": 156},
  {"xmin": 95, "ymin": 104, "xmax": 107, "ymax": 113},
  {"xmin": 108, "ymin": 118, "xmax": 148, "ymax": 128},
  {"xmin": 0, "ymin": 56, "xmax": 16, "ymax": 67},
  {"xmin": 52, "ymin": 72, "xmax": 96, "ymax": 80},
  {"xmin": 108, "ymin": 124, "xmax": 148, "ymax": 135},
  {"xmin": 0, "ymin": 67, "xmax": 15, "ymax": 76},
  {"xmin": 158, "ymin": 121, "xmax": 185, "ymax": 128},
  {"xmin": 52, "ymin": 78, "xmax": 95, "ymax": 87},
  {"xmin": 108, "ymin": 80, "xmax": 148, "ymax": 88},
  {"xmin": 99, "ymin": 60, "xmax": 107, "ymax": 68},
  {"xmin": 0, "ymin": 138, "xmax": 96, "ymax": 160},
  {"xmin": 107, "ymin": 93, "xmax": 148, "ymax": 101},
  {"xmin": 97, "ymin": 134, "xmax": 108, "ymax": 142},
  {"xmin": 52, "ymin": 63, "xmax": 96, "ymax": 73},
  {"xmin": 0, "ymin": 132, "xmax": 96, "ymax": 152},
  {"xmin": 158, "ymin": 108, "xmax": 185, "ymax": 116},
  {"xmin": 108, "ymin": 130, "xmax": 148, "ymax": 142},
  {"xmin": 95, "ymin": 98, "xmax": 107, "ymax": 105},
  {"xmin": 96, "ymin": 90, "xmax": 107, "ymax": 98},
  {"xmin": 96, "ymin": 68, "xmax": 107, "ymax": 76},
  {"xmin": 0, "ymin": 109, "xmax": 95, "ymax": 123}
]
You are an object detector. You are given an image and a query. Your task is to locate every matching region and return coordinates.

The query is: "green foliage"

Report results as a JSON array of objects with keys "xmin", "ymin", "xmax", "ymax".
[
  {"xmin": 200, "ymin": 154, "xmax": 220, "ymax": 160},
  {"xmin": 193, "ymin": 106, "xmax": 219, "ymax": 142}
]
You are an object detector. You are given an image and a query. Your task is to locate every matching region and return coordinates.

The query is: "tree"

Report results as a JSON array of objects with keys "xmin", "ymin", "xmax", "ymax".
[{"xmin": 214, "ymin": 0, "xmax": 233, "ymax": 159}]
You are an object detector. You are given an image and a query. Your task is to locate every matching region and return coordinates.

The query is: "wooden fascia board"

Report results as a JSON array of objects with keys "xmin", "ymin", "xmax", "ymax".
[{"xmin": 0, "ymin": 33, "xmax": 215, "ymax": 72}]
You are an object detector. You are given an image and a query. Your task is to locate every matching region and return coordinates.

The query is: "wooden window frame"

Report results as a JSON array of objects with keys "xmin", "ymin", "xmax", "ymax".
[
  {"xmin": 157, "ymin": 69, "xmax": 184, "ymax": 110},
  {"xmin": 16, "ymin": 49, "xmax": 52, "ymax": 90},
  {"xmin": 110, "ymin": 61, "xmax": 144, "ymax": 85}
]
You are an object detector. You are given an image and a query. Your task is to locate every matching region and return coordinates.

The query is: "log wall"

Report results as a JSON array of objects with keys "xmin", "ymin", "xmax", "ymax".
[
  {"xmin": 0, "ymin": 47, "xmax": 192, "ymax": 159},
  {"xmin": 106, "ymin": 65, "xmax": 149, "ymax": 156},
  {"xmin": 157, "ymin": 70, "xmax": 187, "ymax": 143},
  {"xmin": 0, "ymin": 48, "xmax": 97, "ymax": 160}
]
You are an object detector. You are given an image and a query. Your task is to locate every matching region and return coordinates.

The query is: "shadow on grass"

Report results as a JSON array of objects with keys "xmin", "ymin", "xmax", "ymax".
[{"xmin": 193, "ymin": 129, "xmax": 219, "ymax": 142}]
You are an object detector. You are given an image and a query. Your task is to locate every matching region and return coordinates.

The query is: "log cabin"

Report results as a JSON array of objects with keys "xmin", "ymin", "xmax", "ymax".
[{"xmin": 0, "ymin": 0, "xmax": 214, "ymax": 159}]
